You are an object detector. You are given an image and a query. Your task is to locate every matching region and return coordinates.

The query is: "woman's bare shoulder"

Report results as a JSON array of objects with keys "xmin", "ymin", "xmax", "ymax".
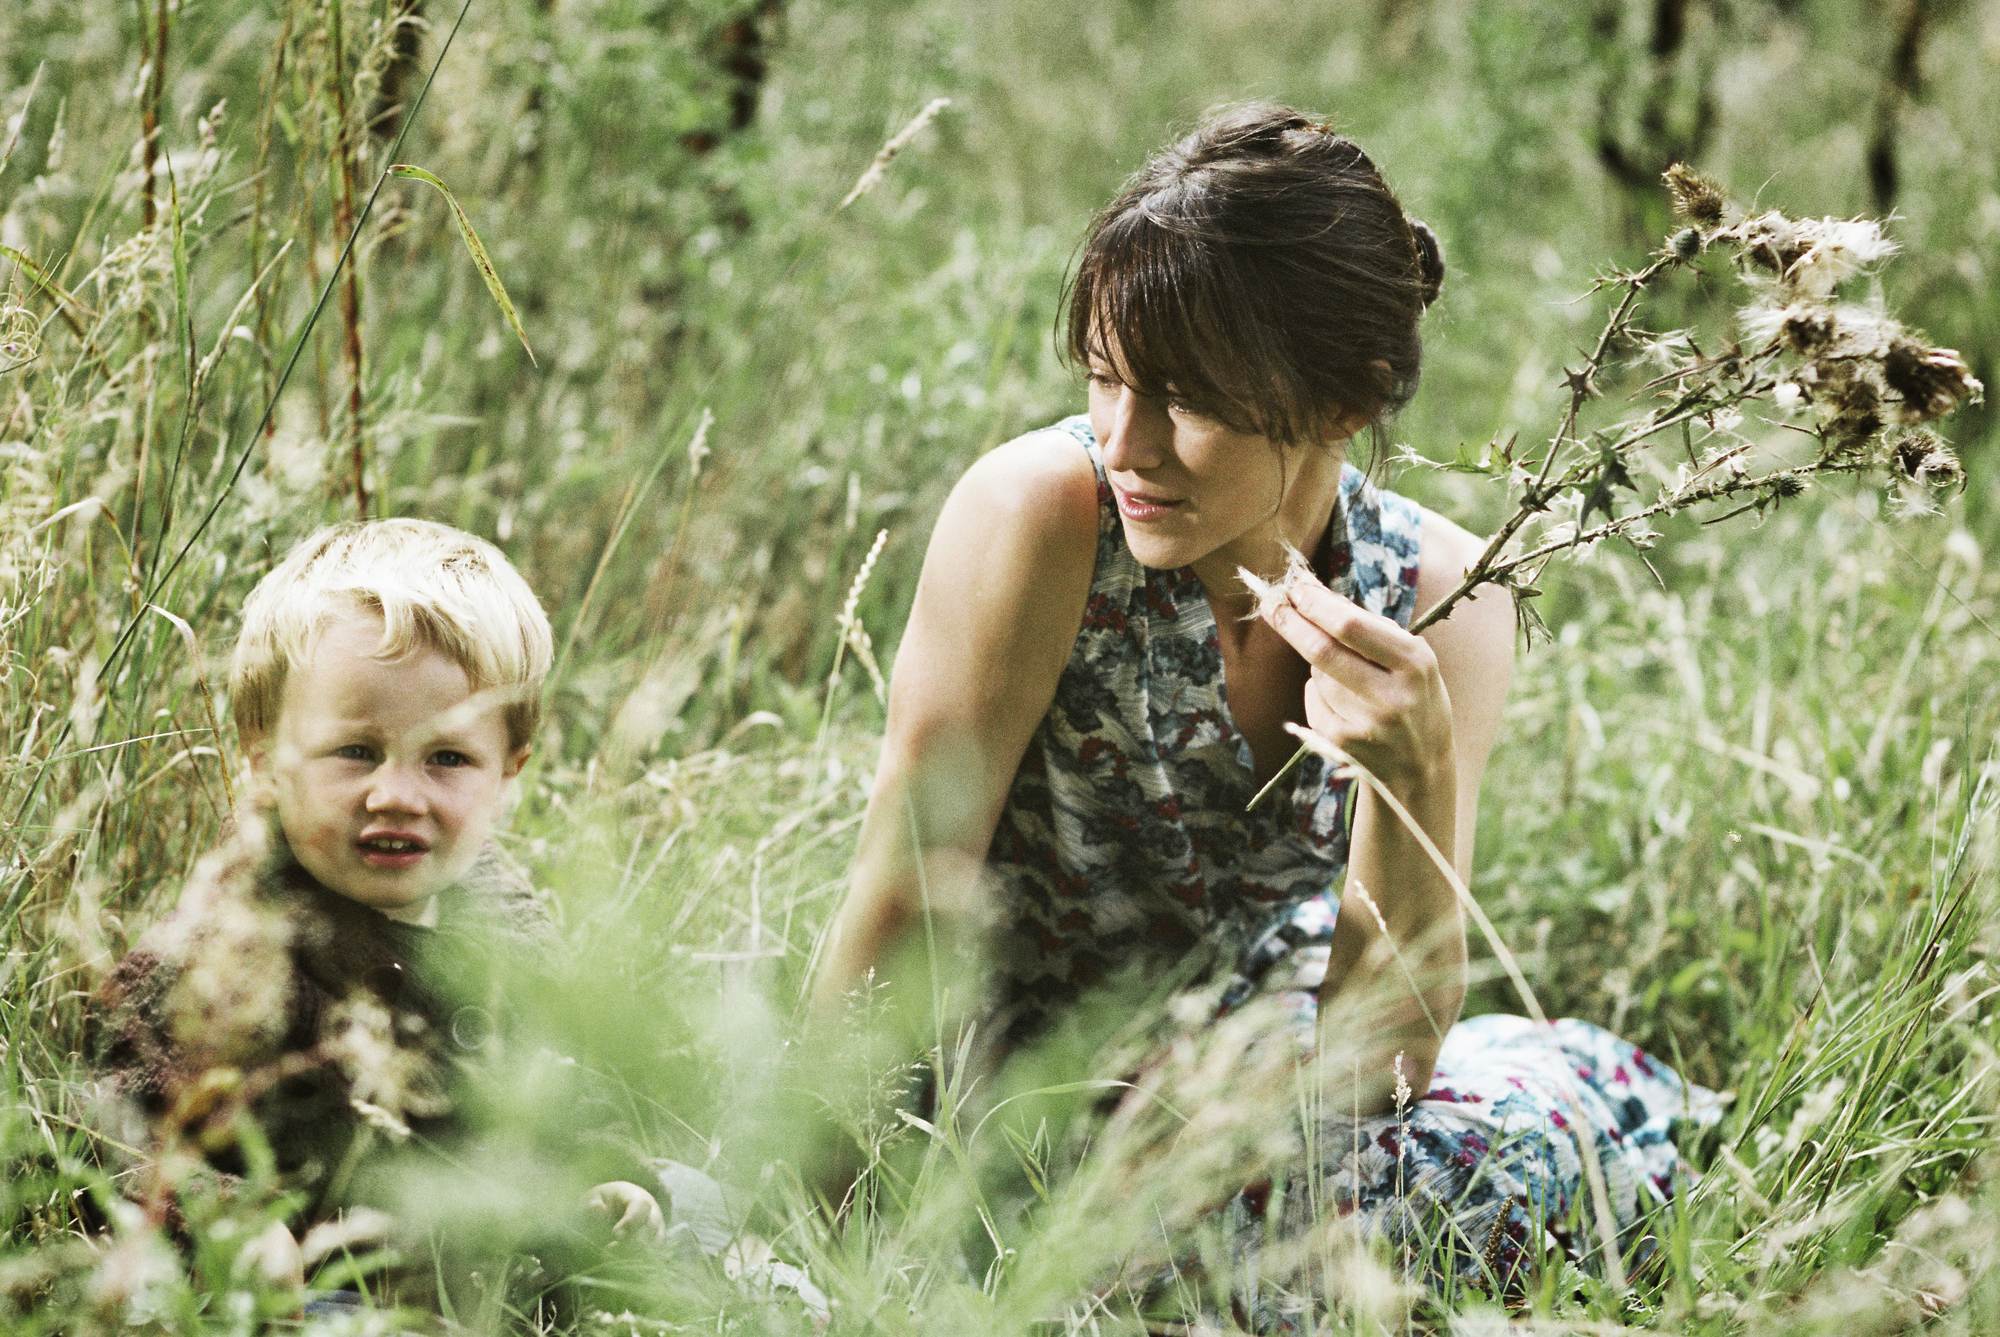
[
  {"xmin": 947, "ymin": 425, "xmax": 1101, "ymax": 543},
  {"xmin": 895, "ymin": 426, "xmax": 1100, "ymax": 727}
]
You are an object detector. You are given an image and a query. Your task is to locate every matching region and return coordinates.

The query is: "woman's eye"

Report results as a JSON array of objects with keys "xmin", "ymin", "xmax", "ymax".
[{"xmin": 430, "ymin": 750, "xmax": 471, "ymax": 769}]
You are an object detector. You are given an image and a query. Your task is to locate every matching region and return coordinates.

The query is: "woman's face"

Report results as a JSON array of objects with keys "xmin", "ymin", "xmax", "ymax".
[{"xmin": 1086, "ymin": 355, "xmax": 1343, "ymax": 576}]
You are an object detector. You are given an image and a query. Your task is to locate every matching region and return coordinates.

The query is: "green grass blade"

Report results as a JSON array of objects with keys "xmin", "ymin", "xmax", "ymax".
[{"xmin": 387, "ymin": 163, "xmax": 536, "ymax": 365}]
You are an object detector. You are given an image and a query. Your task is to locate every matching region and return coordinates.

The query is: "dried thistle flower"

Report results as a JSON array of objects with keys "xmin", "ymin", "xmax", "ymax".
[
  {"xmin": 1236, "ymin": 544, "xmax": 1315, "ymax": 621},
  {"xmin": 1252, "ymin": 166, "xmax": 1979, "ymax": 809},
  {"xmin": 1883, "ymin": 340, "xmax": 1984, "ymax": 425},
  {"xmin": 1890, "ymin": 429, "xmax": 1965, "ymax": 491},
  {"xmin": 1663, "ymin": 163, "xmax": 1726, "ymax": 228}
]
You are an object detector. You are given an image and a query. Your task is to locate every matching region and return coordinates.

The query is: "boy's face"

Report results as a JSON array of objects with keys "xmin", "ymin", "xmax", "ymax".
[{"xmin": 252, "ymin": 611, "xmax": 528, "ymax": 923}]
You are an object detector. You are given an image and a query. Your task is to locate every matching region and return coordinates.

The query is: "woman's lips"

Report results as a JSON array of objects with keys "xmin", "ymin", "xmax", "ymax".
[{"xmin": 1112, "ymin": 484, "xmax": 1184, "ymax": 522}]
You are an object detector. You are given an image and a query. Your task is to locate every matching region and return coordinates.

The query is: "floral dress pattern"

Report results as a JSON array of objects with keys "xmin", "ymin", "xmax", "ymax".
[{"xmin": 979, "ymin": 416, "xmax": 1717, "ymax": 1321}]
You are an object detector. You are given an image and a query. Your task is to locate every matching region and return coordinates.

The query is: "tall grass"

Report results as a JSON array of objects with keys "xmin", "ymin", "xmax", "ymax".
[{"xmin": 1, "ymin": 0, "xmax": 1997, "ymax": 1331}]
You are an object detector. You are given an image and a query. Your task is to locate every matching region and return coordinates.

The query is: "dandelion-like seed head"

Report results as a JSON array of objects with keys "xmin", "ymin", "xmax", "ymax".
[
  {"xmin": 1731, "ymin": 211, "xmax": 1806, "ymax": 281},
  {"xmin": 1783, "ymin": 218, "xmax": 1898, "ymax": 300},
  {"xmin": 1235, "ymin": 544, "xmax": 1316, "ymax": 622},
  {"xmin": 1663, "ymin": 163, "xmax": 1727, "ymax": 228}
]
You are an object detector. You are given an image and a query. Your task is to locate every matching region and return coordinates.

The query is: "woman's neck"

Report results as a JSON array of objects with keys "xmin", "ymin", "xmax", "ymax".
[{"xmin": 1192, "ymin": 441, "xmax": 1347, "ymax": 620}]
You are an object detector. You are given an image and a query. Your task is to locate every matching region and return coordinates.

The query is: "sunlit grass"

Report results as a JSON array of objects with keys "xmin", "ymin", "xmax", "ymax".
[{"xmin": 1, "ymin": 0, "xmax": 1997, "ymax": 1331}]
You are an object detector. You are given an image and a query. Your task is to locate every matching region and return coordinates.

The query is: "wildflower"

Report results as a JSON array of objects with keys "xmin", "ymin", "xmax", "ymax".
[{"xmin": 1662, "ymin": 163, "xmax": 1726, "ymax": 228}]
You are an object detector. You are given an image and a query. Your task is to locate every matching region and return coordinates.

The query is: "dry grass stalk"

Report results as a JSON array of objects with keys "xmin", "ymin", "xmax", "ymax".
[
  {"xmin": 326, "ymin": 0, "xmax": 368, "ymax": 515},
  {"xmin": 816, "ymin": 527, "xmax": 891, "ymax": 748},
  {"xmin": 838, "ymin": 98, "xmax": 951, "ymax": 211}
]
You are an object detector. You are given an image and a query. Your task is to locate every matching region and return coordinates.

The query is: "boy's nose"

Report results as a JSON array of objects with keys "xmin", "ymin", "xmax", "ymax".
[
  {"xmin": 1098, "ymin": 386, "xmax": 1170, "ymax": 474},
  {"xmin": 363, "ymin": 764, "xmax": 428, "ymax": 815}
]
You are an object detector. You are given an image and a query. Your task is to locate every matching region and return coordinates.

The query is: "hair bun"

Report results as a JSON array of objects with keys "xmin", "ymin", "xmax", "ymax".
[{"xmin": 1408, "ymin": 217, "xmax": 1445, "ymax": 309}]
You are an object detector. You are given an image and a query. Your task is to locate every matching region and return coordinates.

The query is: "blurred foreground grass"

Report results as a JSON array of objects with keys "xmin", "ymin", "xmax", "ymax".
[{"xmin": 2, "ymin": 0, "xmax": 1999, "ymax": 1330}]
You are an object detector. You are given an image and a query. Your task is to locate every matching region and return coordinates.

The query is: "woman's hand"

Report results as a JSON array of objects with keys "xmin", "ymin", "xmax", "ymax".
[{"xmin": 1260, "ymin": 568, "xmax": 1457, "ymax": 796}]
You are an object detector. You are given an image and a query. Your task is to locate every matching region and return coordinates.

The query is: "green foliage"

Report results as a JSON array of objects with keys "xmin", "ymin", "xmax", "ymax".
[{"xmin": 1, "ymin": 0, "xmax": 1997, "ymax": 1331}]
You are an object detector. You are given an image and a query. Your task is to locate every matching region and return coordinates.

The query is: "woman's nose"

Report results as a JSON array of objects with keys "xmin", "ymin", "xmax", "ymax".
[{"xmin": 1098, "ymin": 386, "xmax": 1170, "ymax": 473}]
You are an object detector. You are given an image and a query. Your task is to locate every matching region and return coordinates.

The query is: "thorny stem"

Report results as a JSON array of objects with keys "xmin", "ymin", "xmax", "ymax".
[
  {"xmin": 1536, "ymin": 256, "xmax": 1674, "ymax": 490},
  {"xmin": 1248, "ymin": 252, "xmax": 1686, "ymax": 811}
]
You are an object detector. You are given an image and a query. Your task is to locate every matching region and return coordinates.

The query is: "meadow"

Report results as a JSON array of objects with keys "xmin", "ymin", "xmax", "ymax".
[{"xmin": 2, "ymin": 0, "xmax": 1998, "ymax": 1331}]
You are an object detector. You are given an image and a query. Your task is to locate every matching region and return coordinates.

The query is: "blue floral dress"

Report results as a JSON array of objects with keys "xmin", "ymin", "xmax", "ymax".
[{"xmin": 978, "ymin": 416, "xmax": 1716, "ymax": 1321}]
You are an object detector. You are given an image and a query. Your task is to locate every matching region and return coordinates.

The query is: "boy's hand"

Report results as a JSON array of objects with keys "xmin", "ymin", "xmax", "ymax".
[
  {"xmin": 241, "ymin": 1219, "xmax": 305, "ymax": 1291},
  {"xmin": 584, "ymin": 1181, "xmax": 667, "ymax": 1243}
]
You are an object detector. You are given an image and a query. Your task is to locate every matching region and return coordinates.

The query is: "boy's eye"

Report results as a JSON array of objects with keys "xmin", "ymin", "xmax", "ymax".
[
  {"xmin": 334, "ymin": 744, "xmax": 376, "ymax": 763},
  {"xmin": 430, "ymin": 749, "xmax": 471, "ymax": 769}
]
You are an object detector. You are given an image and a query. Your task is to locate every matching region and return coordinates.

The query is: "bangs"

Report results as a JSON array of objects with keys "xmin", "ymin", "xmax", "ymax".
[{"xmin": 1066, "ymin": 205, "xmax": 1322, "ymax": 443}]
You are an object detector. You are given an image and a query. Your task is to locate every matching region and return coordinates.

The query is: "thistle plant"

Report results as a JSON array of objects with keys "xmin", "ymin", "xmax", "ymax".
[{"xmin": 1249, "ymin": 164, "xmax": 1983, "ymax": 810}]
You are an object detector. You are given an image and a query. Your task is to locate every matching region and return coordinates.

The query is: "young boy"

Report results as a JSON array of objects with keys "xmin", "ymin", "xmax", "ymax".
[{"xmin": 96, "ymin": 519, "xmax": 663, "ymax": 1299}]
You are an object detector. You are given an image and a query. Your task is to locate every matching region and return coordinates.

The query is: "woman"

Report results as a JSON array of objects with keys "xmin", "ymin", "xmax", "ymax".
[{"xmin": 817, "ymin": 104, "xmax": 1711, "ymax": 1322}]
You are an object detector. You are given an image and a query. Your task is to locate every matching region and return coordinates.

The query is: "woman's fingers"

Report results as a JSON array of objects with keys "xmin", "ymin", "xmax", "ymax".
[
  {"xmin": 1283, "ymin": 578, "xmax": 1419, "ymax": 670},
  {"xmin": 1266, "ymin": 599, "xmax": 1391, "ymax": 704},
  {"xmin": 1258, "ymin": 571, "xmax": 1453, "ymax": 784}
]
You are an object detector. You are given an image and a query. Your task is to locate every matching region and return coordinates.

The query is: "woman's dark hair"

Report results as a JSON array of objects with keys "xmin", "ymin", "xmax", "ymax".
[{"xmin": 1065, "ymin": 103, "xmax": 1444, "ymax": 447}]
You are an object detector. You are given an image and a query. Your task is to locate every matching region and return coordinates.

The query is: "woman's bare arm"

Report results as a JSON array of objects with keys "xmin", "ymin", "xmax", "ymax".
[{"xmin": 813, "ymin": 432, "xmax": 1100, "ymax": 1022}]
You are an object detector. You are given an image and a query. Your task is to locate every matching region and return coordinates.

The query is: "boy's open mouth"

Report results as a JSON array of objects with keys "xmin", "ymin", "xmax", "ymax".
[{"xmin": 358, "ymin": 832, "xmax": 430, "ymax": 869}]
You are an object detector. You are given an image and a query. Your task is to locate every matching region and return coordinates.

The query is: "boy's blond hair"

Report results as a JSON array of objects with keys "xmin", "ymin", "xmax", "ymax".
[{"xmin": 231, "ymin": 520, "xmax": 552, "ymax": 751}]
